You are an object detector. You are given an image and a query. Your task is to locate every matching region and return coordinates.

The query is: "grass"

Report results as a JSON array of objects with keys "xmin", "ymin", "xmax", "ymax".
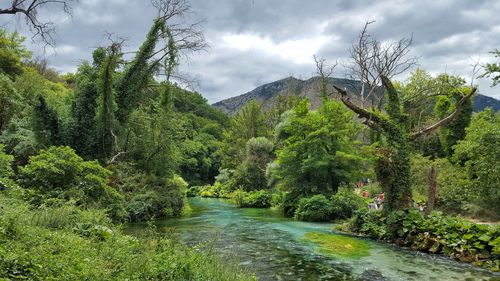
[
  {"xmin": 303, "ymin": 231, "xmax": 370, "ymax": 258},
  {"xmin": 0, "ymin": 188, "xmax": 256, "ymax": 281}
]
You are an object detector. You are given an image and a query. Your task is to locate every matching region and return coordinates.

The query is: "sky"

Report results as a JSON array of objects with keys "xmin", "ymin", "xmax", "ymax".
[{"xmin": 1, "ymin": 0, "xmax": 500, "ymax": 103}]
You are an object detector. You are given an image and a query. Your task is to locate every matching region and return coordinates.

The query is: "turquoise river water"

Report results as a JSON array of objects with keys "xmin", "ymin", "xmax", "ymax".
[{"xmin": 127, "ymin": 198, "xmax": 500, "ymax": 281}]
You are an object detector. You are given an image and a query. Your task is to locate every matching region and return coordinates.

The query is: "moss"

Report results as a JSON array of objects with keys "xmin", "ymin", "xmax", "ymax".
[{"xmin": 303, "ymin": 232, "xmax": 370, "ymax": 258}]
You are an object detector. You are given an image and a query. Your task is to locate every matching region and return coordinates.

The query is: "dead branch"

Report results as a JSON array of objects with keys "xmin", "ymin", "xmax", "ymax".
[
  {"xmin": 0, "ymin": 0, "xmax": 75, "ymax": 46},
  {"xmin": 410, "ymin": 87, "xmax": 476, "ymax": 139}
]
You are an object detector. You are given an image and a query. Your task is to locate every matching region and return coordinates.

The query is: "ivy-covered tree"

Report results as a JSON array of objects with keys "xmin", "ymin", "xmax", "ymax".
[
  {"xmin": 95, "ymin": 43, "xmax": 121, "ymax": 160},
  {"xmin": 333, "ymin": 76, "xmax": 475, "ymax": 211},
  {"xmin": 32, "ymin": 95, "xmax": 60, "ymax": 147},
  {"xmin": 66, "ymin": 55, "xmax": 101, "ymax": 159}
]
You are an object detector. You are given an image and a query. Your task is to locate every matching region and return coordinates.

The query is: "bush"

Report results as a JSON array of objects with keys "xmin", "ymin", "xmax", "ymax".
[
  {"xmin": 0, "ymin": 144, "xmax": 14, "ymax": 178},
  {"xmin": 330, "ymin": 189, "xmax": 367, "ymax": 220},
  {"xmin": 108, "ymin": 164, "xmax": 186, "ymax": 222},
  {"xmin": 18, "ymin": 146, "xmax": 126, "ymax": 219},
  {"xmin": 294, "ymin": 195, "xmax": 332, "ymax": 222},
  {"xmin": 126, "ymin": 176, "xmax": 185, "ymax": 222},
  {"xmin": 232, "ymin": 189, "xmax": 272, "ymax": 208},
  {"xmin": 186, "ymin": 185, "xmax": 203, "ymax": 197}
]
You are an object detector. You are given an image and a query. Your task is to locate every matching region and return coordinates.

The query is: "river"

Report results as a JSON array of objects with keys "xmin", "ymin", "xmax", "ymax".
[{"xmin": 127, "ymin": 197, "xmax": 500, "ymax": 281}]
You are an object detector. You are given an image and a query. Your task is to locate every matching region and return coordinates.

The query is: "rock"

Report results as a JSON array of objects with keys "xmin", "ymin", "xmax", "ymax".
[{"xmin": 359, "ymin": 269, "xmax": 387, "ymax": 281}]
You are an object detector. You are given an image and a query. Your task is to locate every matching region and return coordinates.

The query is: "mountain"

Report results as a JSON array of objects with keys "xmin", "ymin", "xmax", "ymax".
[
  {"xmin": 473, "ymin": 94, "xmax": 500, "ymax": 112},
  {"xmin": 212, "ymin": 76, "xmax": 500, "ymax": 115}
]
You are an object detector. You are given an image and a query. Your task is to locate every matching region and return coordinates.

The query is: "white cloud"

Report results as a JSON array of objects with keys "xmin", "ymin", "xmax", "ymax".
[{"xmin": 221, "ymin": 33, "xmax": 330, "ymax": 64}]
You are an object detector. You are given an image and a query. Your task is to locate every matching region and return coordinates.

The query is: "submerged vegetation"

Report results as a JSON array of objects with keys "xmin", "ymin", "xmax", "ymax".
[{"xmin": 303, "ymin": 232, "xmax": 370, "ymax": 258}]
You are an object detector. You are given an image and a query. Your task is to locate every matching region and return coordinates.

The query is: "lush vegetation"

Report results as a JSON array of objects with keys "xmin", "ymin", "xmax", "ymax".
[
  {"xmin": 1, "ymin": 0, "xmax": 500, "ymax": 275},
  {"xmin": 0, "ymin": 187, "xmax": 254, "ymax": 280},
  {"xmin": 350, "ymin": 208, "xmax": 500, "ymax": 271}
]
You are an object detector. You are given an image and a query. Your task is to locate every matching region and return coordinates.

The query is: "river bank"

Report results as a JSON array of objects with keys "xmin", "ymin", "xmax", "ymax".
[{"xmin": 127, "ymin": 197, "xmax": 500, "ymax": 281}]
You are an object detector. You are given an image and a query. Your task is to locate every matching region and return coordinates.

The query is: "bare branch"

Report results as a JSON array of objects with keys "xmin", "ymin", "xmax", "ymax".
[
  {"xmin": 333, "ymin": 84, "xmax": 388, "ymax": 133},
  {"xmin": 410, "ymin": 87, "xmax": 476, "ymax": 139},
  {"xmin": 0, "ymin": 0, "xmax": 76, "ymax": 46},
  {"xmin": 347, "ymin": 20, "xmax": 417, "ymax": 108}
]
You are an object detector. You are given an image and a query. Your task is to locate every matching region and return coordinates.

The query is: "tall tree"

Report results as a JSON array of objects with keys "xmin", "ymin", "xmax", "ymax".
[
  {"xmin": 96, "ymin": 43, "xmax": 120, "ymax": 160},
  {"xmin": 333, "ymin": 76, "xmax": 475, "ymax": 211}
]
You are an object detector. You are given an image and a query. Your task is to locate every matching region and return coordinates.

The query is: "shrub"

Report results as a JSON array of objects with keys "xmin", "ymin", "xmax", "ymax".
[
  {"xmin": 186, "ymin": 185, "xmax": 202, "ymax": 197},
  {"xmin": 18, "ymin": 146, "xmax": 126, "ymax": 219},
  {"xmin": 330, "ymin": 189, "xmax": 367, "ymax": 220},
  {"xmin": 232, "ymin": 189, "xmax": 272, "ymax": 208},
  {"xmin": 108, "ymin": 164, "xmax": 186, "ymax": 222},
  {"xmin": 294, "ymin": 195, "xmax": 332, "ymax": 222},
  {"xmin": 0, "ymin": 144, "xmax": 14, "ymax": 178},
  {"xmin": 126, "ymin": 176, "xmax": 185, "ymax": 222}
]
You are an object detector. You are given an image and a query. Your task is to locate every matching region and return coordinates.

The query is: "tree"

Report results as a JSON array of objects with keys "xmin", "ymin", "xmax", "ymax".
[
  {"xmin": 314, "ymin": 55, "xmax": 336, "ymax": 101},
  {"xmin": 229, "ymin": 137, "xmax": 274, "ymax": 191},
  {"xmin": 480, "ymin": 49, "xmax": 500, "ymax": 86},
  {"xmin": 0, "ymin": 29, "xmax": 31, "ymax": 78},
  {"xmin": 0, "ymin": 0, "xmax": 75, "ymax": 45},
  {"xmin": 333, "ymin": 76, "xmax": 475, "ymax": 211},
  {"xmin": 66, "ymin": 59, "xmax": 100, "ymax": 158},
  {"xmin": 347, "ymin": 21, "xmax": 418, "ymax": 109},
  {"xmin": 0, "ymin": 74, "xmax": 21, "ymax": 133},
  {"xmin": 453, "ymin": 109, "xmax": 500, "ymax": 215},
  {"xmin": 274, "ymin": 99, "xmax": 367, "ymax": 215},
  {"xmin": 220, "ymin": 100, "xmax": 269, "ymax": 169},
  {"xmin": 399, "ymin": 70, "xmax": 473, "ymax": 157},
  {"xmin": 32, "ymin": 95, "xmax": 60, "ymax": 147},
  {"xmin": 0, "ymin": 144, "xmax": 14, "ymax": 178},
  {"xmin": 95, "ymin": 43, "xmax": 121, "ymax": 160}
]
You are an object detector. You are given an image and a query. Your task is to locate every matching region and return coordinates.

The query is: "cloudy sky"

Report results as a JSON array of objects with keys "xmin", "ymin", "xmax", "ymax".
[{"xmin": 2, "ymin": 0, "xmax": 500, "ymax": 102}]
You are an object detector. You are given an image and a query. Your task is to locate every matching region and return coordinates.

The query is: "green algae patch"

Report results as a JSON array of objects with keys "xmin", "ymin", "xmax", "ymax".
[{"xmin": 303, "ymin": 232, "xmax": 370, "ymax": 258}]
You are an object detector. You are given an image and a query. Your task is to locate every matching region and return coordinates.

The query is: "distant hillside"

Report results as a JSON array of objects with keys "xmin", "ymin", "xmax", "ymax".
[
  {"xmin": 473, "ymin": 94, "xmax": 500, "ymax": 112},
  {"xmin": 213, "ymin": 76, "xmax": 500, "ymax": 115}
]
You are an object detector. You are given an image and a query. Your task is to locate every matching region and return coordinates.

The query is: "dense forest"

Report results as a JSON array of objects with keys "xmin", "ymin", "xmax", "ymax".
[{"xmin": 1, "ymin": 0, "xmax": 500, "ymax": 280}]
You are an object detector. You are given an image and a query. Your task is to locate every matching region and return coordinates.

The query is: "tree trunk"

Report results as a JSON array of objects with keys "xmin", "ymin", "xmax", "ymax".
[{"xmin": 426, "ymin": 166, "xmax": 437, "ymax": 215}]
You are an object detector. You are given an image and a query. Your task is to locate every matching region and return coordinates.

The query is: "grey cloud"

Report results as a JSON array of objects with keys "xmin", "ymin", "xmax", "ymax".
[{"xmin": 0, "ymin": 0, "xmax": 499, "ymax": 101}]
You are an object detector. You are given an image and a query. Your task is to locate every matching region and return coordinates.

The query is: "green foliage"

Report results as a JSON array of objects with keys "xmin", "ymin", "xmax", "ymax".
[
  {"xmin": 410, "ymin": 154, "xmax": 474, "ymax": 214},
  {"xmin": 0, "ymin": 192, "xmax": 255, "ymax": 280},
  {"xmin": 330, "ymin": 189, "xmax": 367, "ymax": 220},
  {"xmin": 350, "ymin": 208, "xmax": 500, "ymax": 271},
  {"xmin": 274, "ymin": 99, "xmax": 367, "ymax": 213},
  {"xmin": 108, "ymin": 163, "xmax": 186, "ymax": 221},
  {"xmin": 0, "ymin": 73, "xmax": 21, "ymax": 133},
  {"xmin": 32, "ymin": 95, "xmax": 61, "ymax": 147},
  {"xmin": 95, "ymin": 44, "xmax": 121, "ymax": 160},
  {"xmin": 232, "ymin": 189, "xmax": 272, "ymax": 208},
  {"xmin": 481, "ymin": 49, "xmax": 500, "ymax": 86},
  {"xmin": 453, "ymin": 109, "xmax": 500, "ymax": 215},
  {"xmin": 18, "ymin": 146, "xmax": 125, "ymax": 219},
  {"xmin": 295, "ymin": 195, "xmax": 332, "ymax": 222},
  {"xmin": 220, "ymin": 100, "xmax": 269, "ymax": 169},
  {"xmin": 0, "ymin": 29, "xmax": 31, "ymax": 78},
  {"xmin": 66, "ymin": 60, "xmax": 100, "ymax": 159},
  {"xmin": 116, "ymin": 18, "xmax": 165, "ymax": 122},
  {"xmin": 228, "ymin": 137, "xmax": 274, "ymax": 191},
  {"xmin": 0, "ymin": 144, "xmax": 14, "ymax": 178}
]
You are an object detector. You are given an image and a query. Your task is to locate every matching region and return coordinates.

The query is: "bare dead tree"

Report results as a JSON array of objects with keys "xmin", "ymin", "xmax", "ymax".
[
  {"xmin": 149, "ymin": 0, "xmax": 207, "ymax": 67},
  {"xmin": 0, "ymin": 0, "xmax": 76, "ymax": 45},
  {"xmin": 346, "ymin": 21, "xmax": 418, "ymax": 108},
  {"xmin": 314, "ymin": 55, "xmax": 337, "ymax": 100}
]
